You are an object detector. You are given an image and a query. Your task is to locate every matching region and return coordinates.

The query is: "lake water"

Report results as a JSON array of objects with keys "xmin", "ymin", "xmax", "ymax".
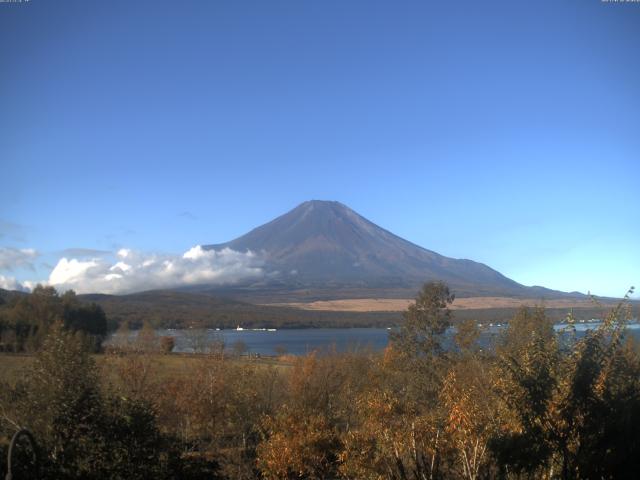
[
  {"xmin": 109, "ymin": 322, "xmax": 640, "ymax": 356},
  {"xmin": 157, "ymin": 328, "xmax": 390, "ymax": 356}
]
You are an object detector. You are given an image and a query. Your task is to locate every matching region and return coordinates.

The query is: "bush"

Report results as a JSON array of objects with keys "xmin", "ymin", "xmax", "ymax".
[{"xmin": 159, "ymin": 336, "xmax": 175, "ymax": 354}]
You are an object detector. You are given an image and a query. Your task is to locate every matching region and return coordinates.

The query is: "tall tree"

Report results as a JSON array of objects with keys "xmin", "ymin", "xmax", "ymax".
[{"xmin": 391, "ymin": 281, "xmax": 454, "ymax": 358}]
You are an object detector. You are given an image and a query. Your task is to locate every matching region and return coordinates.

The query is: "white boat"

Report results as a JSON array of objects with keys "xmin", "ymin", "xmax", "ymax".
[
  {"xmin": 267, "ymin": 328, "xmax": 277, "ymax": 332},
  {"xmin": 236, "ymin": 325, "xmax": 244, "ymax": 331}
]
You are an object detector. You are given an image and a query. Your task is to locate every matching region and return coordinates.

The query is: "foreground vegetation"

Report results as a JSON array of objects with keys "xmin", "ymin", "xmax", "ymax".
[{"xmin": 1, "ymin": 282, "xmax": 639, "ymax": 479}]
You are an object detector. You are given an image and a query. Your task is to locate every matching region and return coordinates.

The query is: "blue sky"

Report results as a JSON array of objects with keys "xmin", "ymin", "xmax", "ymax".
[{"xmin": 1, "ymin": 0, "xmax": 638, "ymax": 297}]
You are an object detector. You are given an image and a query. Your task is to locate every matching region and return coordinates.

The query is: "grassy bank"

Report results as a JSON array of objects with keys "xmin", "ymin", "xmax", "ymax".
[{"xmin": 0, "ymin": 352, "xmax": 292, "ymax": 388}]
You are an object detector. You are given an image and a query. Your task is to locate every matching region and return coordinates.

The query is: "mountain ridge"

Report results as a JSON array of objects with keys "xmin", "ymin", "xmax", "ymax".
[{"xmin": 202, "ymin": 200, "xmax": 575, "ymax": 298}]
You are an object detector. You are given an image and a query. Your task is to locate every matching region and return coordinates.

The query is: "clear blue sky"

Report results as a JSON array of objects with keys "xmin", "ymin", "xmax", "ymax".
[{"xmin": 1, "ymin": 0, "xmax": 638, "ymax": 297}]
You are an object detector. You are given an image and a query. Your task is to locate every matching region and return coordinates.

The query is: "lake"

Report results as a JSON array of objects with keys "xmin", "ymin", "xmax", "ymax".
[{"xmin": 108, "ymin": 322, "xmax": 640, "ymax": 356}]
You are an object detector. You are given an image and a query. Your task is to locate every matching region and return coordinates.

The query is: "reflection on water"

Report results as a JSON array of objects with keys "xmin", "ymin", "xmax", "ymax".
[{"xmin": 107, "ymin": 322, "xmax": 640, "ymax": 356}]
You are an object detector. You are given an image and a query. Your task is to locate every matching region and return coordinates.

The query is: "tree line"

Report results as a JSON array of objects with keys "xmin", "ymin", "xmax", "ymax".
[
  {"xmin": 0, "ymin": 286, "xmax": 107, "ymax": 353},
  {"xmin": 1, "ymin": 282, "xmax": 639, "ymax": 479}
]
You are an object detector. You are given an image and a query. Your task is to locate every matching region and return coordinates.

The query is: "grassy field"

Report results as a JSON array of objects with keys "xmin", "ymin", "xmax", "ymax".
[
  {"xmin": 0, "ymin": 354, "xmax": 35, "ymax": 385},
  {"xmin": 0, "ymin": 353, "xmax": 293, "ymax": 387},
  {"xmin": 268, "ymin": 296, "xmax": 628, "ymax": 312}
]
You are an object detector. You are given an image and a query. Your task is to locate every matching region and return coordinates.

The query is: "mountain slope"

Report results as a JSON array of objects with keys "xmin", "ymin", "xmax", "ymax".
[{"xmin": 203, "ymin": 200, "xmax": 546, "ymax": 297}]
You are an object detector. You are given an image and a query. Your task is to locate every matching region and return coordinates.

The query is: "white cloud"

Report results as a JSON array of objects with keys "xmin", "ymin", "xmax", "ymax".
[
  {"xmin": 47, "ymin": 245, "xmax": 263, "ymax": 294},
  {"xmin": 110, "ymin": 261, "xmax": 132, "ymax": 272},
  {"xmin": 49, "ymin": 258, "xmax": 101, "ymax": 286},
  {"xmin": 0, "ymin": 274, "xmax": 30, "ymax": 292},
  {"xmin": 0, "ymin": 247, "xmax": 38, "ymax": 271},
  {"xmin": 183, "ymin": 245, "xmax": 208, "ymax": 260}
]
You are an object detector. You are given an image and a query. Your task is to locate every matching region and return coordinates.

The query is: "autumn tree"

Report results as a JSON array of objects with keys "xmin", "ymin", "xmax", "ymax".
[
  {"xmin": 0, "ymin": 322, "xmax": 211, "ymax": 479},
  {"xmin": 136, "ymin": 320, "xmax": 158, "ymax": 352},
  {"xmin": 159, "ymin": 335, "xmax": 175, "ymax": 354},
  {"xmin": 4, "ymin": 323, "xmax": 159, "ymax": 478},
  {"xmin": 232, "ymin": 339, "xmax": 248, "ymax": 358},
  {"xmin": 336, "ymin": 282, "xmax": 457, "ymax": 479},
  {"xmin": 0, "ymin": 286, "xmax": 107, "ymax": 352},
  {"xmin": 6, "ymin": 285, "xmax": 62, "ymax": 351},
  {"xmin": 391, "ymin": 281, "xmax": 454, "ymax": 358},
  {"xmin": 441, "ymin": 362, "xmax": 497, "ymax": 479},
  {"xmin": 257, "ymin": 352, "xmax": 365, "ymax": 479},
  {"xmin": 453, "ymin": 318, "xmax": 482, "ymax": 354},
  {"xmin": 61, "ymin": 290, "xmax": 108, "ymax": 351},
  {"xmin": 339, "ymin": 387, "xmax": 441, "ymax": 480},
  {"xmin": 258, "ymin": 406, "xmax": 339, "ymax": 479},
  {"xmin": 491, "ymin": 289, "xmax": 640, "ymax": 479}
]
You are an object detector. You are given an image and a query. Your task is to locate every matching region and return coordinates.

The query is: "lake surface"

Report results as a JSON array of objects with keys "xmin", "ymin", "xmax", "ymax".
[
  {"xmin": 158, "ymin": 328, "xmax": 391, "ymax": 356},
  {"xmin": 109, "ymin": 322, "xmax": 640, "ymax": 356}
]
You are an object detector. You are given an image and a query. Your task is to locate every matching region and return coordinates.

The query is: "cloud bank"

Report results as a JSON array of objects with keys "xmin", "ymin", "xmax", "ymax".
[
  {"xmin": 46, "ymin": 245, "xmax": 264, "ymax": 294},
  {"xmin": 0, "ymin": 274, "xmax": 31, "ymax": 292}
]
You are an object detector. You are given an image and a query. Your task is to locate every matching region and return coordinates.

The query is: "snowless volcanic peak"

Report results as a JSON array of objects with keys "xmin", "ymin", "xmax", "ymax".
[{"xmin": 203, "ymin": 200, "xmax": 533, "ymax": 296}]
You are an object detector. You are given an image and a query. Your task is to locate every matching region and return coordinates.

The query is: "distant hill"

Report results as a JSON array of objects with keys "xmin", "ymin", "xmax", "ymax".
[
  {"xmin": 203, "ymin": 200, "xmax": 579, "ymax": 299},
  {"xmin": 0, "ymin": 288, "xmax": 27, "ymax": 304},
  {"xmin": 2, "ymin": 287, "xmax": 633, "ymax": 330},
  {"xmin": 79, "ymin": 290, "xmax": 398, "ymax": 329},
  {"xmin": 78, "ymin": 289, "xmax": 631, "ymax": 330}
]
